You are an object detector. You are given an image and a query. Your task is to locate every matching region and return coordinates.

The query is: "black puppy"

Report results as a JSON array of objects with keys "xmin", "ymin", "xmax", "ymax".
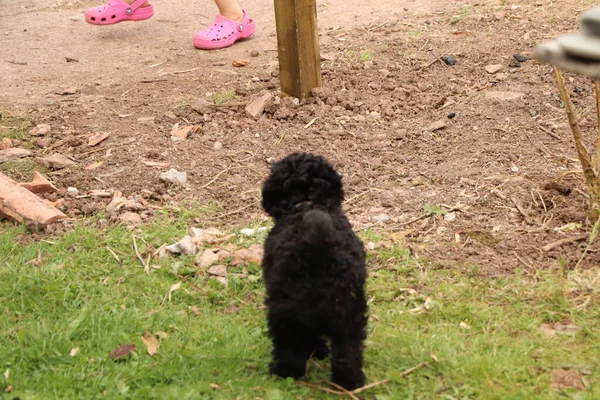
[{"xmin": 261, "ymin": 152, "xmax": 368, "ymax": 390}]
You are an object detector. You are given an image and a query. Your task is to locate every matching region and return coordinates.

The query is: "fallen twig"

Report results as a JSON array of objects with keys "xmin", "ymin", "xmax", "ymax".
[
  {"xmin": 299, "ymin": 361, "xmax": 430, "ymax": 397},
  {"xmin": 542, "ymin": 234, "xmax": 588, "ymax": 252},
  {"xmin": 132, "ymin": 234, "xmax": 149, "ymax": 274},
  {"xmin": 510, "ymin": 195, "xmax": 534, "ymax": 224},
  {"xmin": 201, "ymin": 165, "xmax": 247, "ymax": 189},
  {"xmin": 213, "ymin": 201, "xmax": 259, "ymax": 219},
  {"xmin": 325, "ymin": 381, "xmax": 360, "ymax": 400},
  {"xmin": 107, "ymin": 246, "xmax": 121, "ymax": 263},
  {"xmin": 539, "ymin": 125, "xmax": 561, "ymax": 140}
]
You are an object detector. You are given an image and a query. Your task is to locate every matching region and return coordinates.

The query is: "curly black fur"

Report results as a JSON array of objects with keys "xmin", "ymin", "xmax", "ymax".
[{"xmin": 261, "ymin": 153, "xmax": 368, "ymax": 390}]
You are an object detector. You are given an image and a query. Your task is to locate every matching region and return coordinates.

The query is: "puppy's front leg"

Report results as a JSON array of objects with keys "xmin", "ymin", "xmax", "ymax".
[{"xmin": 330, "ymin": 337, "xmax": 366, "ymax": 390}]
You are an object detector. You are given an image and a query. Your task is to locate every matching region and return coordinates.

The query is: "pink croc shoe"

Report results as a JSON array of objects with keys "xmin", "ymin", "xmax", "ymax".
[
  {"xmin": 193, "ymin": 10, "xmax": 256, "ymax": 50},
  {"xmin": 85, "ymin": 0, "xmax": 154, "ymax": 25}
]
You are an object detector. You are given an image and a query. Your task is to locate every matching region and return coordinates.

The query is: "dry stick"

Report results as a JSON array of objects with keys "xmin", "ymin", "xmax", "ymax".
[
  {"xmin": 200, "ymin": 165, "xmax": 247, "ymax": 189},
  {"xmin": 542, "ymin": 234, "xmax": 588, "ymax": 252},
  {"xmin": 510, "ymin": 195, "xmax": 533, "ymax": 224},
  {"xmin": 300, "ymin": 361, "xmax": 430, "ymax": 397},
  {"xmin": 107, "ymin": 246, "xmax": 121, "ymax": 263},
  {"xmin": 299, "ymin": 382, "xmax": 347, "ymax": 396},
  {"xmin": 325, "ymin": 382, "xmax": 360, "ymax": 400},
  {"xmin": 539, "ymin": 125, "xmax": 561, "ymax": 140},
  {"xmin": 213, "ymin": 201, "xmax": 258, "ymax": 219},
  {"xmin": 352, "ymin": 362, "xmax": 431, "ymax": 394},
  {"xmin": 555, "ymin": 67, "xmax": 600, "ymax": 208},
  {"xmin": 595, "ymin": 80, "xmax": 600, "ymax": 171},
  {"xmin": 132, "ymin": 234, "xmax": 149, "ymax": 274}
]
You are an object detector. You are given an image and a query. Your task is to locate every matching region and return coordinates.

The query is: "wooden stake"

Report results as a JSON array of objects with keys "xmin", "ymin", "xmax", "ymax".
[
  {"xmin": 274, "ymin": 0, "xmax": 322, "ymax": 99},
  {"xmin": 594, "ymin": 80, "xmax": 600, "ymax": 170},
  {"xmin": 554, "ymin": 68, "xmax": 600, "ymax": 209}
]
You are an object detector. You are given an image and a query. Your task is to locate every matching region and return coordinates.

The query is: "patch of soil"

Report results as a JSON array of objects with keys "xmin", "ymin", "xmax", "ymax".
[{"xmin": 3, "ymin": 0, "xmax": 600, "ymax": 273}]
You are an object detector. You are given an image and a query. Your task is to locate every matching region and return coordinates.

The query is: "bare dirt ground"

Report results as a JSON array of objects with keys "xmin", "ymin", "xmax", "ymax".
[{"xmin": 2, "ymin": 0, "xmax": 600, "ymax": 273}]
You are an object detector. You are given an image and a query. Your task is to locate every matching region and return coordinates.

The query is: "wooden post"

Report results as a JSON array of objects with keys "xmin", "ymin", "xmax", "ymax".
[{"xmin": 274, "ymin": 0, "xmax": 322, "ymax": 99}]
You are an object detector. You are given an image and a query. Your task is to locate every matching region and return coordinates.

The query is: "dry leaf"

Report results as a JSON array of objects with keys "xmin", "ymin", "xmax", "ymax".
[
  {"xmin": 423, "ymin": 297, "xmax": 433, "ymax": 310},
  {"xmin": 170, "ymin": 125, "xmax": 200, "ymax": 140},
  {"xmin": 430, "ymin": 352, "xmax": 439, "ymax": 363},
  {"xmin": 5, "ymin": 385, "xmax": 13, "ymax": 393},
  {"xmin": 142, "ymin": 331, "xmax": 160, "ymax": 356},
  {"xmin": 143, "ymin": 161, "xmax": 171, "ymax": 168},
  {"xmin": 84, "ymin": 161, "xmax": 105, "ymax": 170},
  {"xmin": 210, "ymin": 383, "xmax": 220, "ymax": 390},
  {"xmin": 162, "ymin": 281, "xmax": 182, "ymax": 305},
  {"xmin": 156, "ymin": 331, "xmax": 169, "ymax": 340},
  {"xmin": 88, "ymin": 132, "xmax": 111, "ymax": 146},
  {"xmin": 4, "ymin": 369, "xmax": 9, "ymax": 379},
  {"xmin": 109, "ymin": 343, "xmax": 136, "ymax": 360},
  {"xmin": 70, "ymin": 347, "xmax": 80, "ymax": 357},
  {"xmin": 551, "ymin": 369, "xmax": 585, "ymax": 391},
  {"xmin": 540, "ymin": 320, "xmax": 580, "ymax": 337},
  {"xmin": 232, "ymin": 60, "xmax": 249, "ymax": 67},
  {"xmin": 190, "ymin": 227, "xmax": 229, "ymax": 244},
  {"xmin": 189, "ymin": 306, "xmax": 201, "ymax": 316},
  {"xmin": 459, "ymin": 321, "xmax": 471, "ymax": 330}
]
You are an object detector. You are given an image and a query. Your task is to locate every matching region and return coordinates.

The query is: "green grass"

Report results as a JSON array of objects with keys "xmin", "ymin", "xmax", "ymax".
[
  {"xmin": 0, "ymin": 108, "xmax": 31, "ymax": 141},
  {"xmin": 211, "ymin": 90, "xmax": 237, "ymax": 105},
  {"xmin": 1, "ymin": 218, "xmax": 600, "ymax": 399},
  {"xmin": 0, "ymin": 159, "xmax": 48, "ymax": 182}
]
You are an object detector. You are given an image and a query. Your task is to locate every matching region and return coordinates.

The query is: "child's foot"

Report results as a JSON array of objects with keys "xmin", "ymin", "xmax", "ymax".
[
  {"xmin": 85, "ymin": 0, "xmax": 154, "ymax": 25},
  {"xmin": 193, "ymin": 9, "xmax": 256, "ymax": 50}
]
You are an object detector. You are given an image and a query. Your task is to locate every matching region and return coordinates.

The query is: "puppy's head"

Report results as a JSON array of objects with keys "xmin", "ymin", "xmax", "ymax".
[{"xmin": 262, "ymin": 153, "xmax": 344, "ymax": 218}]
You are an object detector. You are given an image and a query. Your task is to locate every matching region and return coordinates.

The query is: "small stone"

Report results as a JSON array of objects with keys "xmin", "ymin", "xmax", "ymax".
[
  {"xmin": 0, "ymin": 137, "xmax": 13, "ymax": 150},
  {"xmin": 192, "ymin": 98, "xmax": 214, "ymax": 114},
  {"xmin": 58, "ymin": 87, "xmax": 78, "ymax": 95},
  {"xmin": 67, "ymin": 187, "xmax": 79, "ymax": 196},
  {"xmin": 213, "ymin": 141, "xmax": 223, "ymax": 150},
  {"xmin": 513, "ymin": 54, "xmax": 531, "ymax": 63},
  {"xmin": 484, "ymin": 91, "xmax": 525, "ymax": 101},
  {"xmin": 427, "ymin": 120, "xmax": 447, "ymax": 132},
  {"xmin": 30, "ymin": 123, "xmax": 51, "ymax": 136},
  {"xmin": 380, "ymin": 192, "xmax": 395, "ymax": 208},
  {"xmin": 494, "ymin": 73, "xmax": 508, "ymax": 81},
  {"xmin": 250, "ymin": 50, "xmax": 260, "ymax": 57},
  {"xmin": 35, "ymin": 137, "xmax": 53, "ymax": 148},
  {"xmin": 372, "ymin": 214, "xmax": 390, "ymax": 223},
  {"xmin": 119, "ymin": 212, "xmax": 142, "ymax": 225},
  {"xmin": 38, "ymin": 153, "xmax": 76, "ymax": 169},
  {"xmin": 207, "ymin": 264, "xmax": 228, "ymax": 277},
  {"xmin": 137, "ymin": 116, "xmax": 155, "ymax": 124},
  {"xmin": 196, "ymin": 249, "xmax": 219, "ymax": 268},
  {"xmin": 245, "ymin": 92, "xmax": 273, "ymax": 120},
  {"xmin": 485, "ymin": 64, "xmax": 504, "ymax": 74},
  {"xmin": 492, "ymin": 12, "xmax": 504, "ymax": 21},
  {"xmin": 159, "ymin": 168, "xmax": 187, "ymax": 186},
  {"xmin": 444, "ymin": 212, "xmax": 457, "ymax": 222},
  {"xmin": 447, "ymin": 112, "xmax": 456, "ymax": 119},
  {"xmin": 442, "ymin": 55, "xmax": 457, "ymax": 66},
  {"xmin": 164, "ymin": 111, "xmax": 178, "ymax": 121}
]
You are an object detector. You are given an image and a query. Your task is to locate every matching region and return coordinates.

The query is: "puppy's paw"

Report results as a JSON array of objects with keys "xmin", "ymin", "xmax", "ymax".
[
  {"xmin": 269, "ymin": 360, "xmax": 305, "ymax": 380},
  {"xmin": 332, "ymin": 369, "xmax": 366, "ymax": 390}
]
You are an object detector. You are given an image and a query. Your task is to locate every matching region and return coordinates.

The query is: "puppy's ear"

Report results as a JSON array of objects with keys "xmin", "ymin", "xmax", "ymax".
[
  {"xmin": 303, "ymin": 154, "xmax": 344, "ymax": 209},
  {"xmin": 261, "ymin": 161, "xmax": 293, "ymax": 218}
]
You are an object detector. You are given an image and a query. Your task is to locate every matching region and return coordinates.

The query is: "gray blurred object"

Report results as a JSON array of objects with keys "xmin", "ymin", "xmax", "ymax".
[{"xmin": 535, "ymin": 6, "xmax": 600, "ymax": 79}]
